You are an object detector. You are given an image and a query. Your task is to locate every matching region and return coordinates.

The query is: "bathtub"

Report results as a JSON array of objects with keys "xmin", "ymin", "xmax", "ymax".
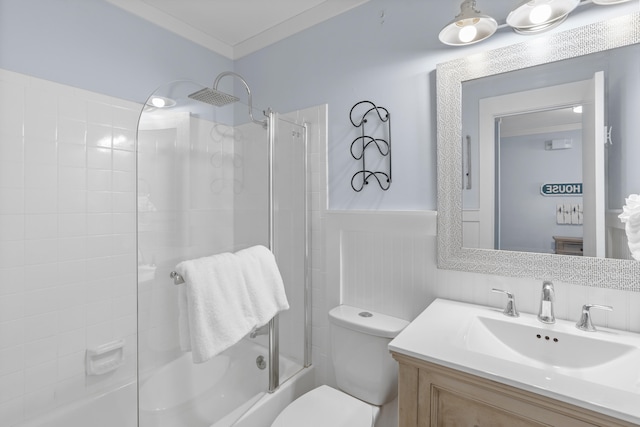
[
  {"xmin": 140, "ymin": 339, "xmax": 312, "ymax": 427},
  {"xmin": 212, "ymin": 362, "xmax": 315, "ymax": 427},
  {"xmin": 18, "ymin": 340, "xmax": 314, "ymax": 427},
  {"xmin": 18, "ymin": 382, "xmax": 137, "ymax": 427}
]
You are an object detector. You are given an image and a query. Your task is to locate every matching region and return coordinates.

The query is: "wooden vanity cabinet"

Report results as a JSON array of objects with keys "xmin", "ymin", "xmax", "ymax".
[{"xmin": 392, "ymin": 353, "xmax": 637, "ymax": 427}]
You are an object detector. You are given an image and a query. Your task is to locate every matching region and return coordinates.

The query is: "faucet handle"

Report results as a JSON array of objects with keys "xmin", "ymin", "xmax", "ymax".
[
  {"xmin": 492, "ymin": 289, "xmax": 519, "ymax": 317},
  {"xmin": 576, "ymin": 304, "xmax": 613, "ymax": 332}
]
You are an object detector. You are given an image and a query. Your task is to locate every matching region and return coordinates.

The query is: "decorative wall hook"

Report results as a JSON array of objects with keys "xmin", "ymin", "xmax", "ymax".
[{"xmin": 349, "ymin": 100, "xmax": 391, "ymax": 192}]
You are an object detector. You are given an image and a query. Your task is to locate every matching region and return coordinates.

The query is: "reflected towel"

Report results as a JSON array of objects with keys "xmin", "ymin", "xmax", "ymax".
[
  {"xmin": 619, "ymin": 194, "xmax": 640, "ymax": 261},
  {"xmin": 176, "ymin": 252, "xmax": 256, "ymax": 363}
]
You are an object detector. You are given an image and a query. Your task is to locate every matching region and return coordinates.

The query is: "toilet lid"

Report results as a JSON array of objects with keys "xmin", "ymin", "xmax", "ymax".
[{"xmin": 271, "ymin": 385, "xmax": 374, "ymax": 427}]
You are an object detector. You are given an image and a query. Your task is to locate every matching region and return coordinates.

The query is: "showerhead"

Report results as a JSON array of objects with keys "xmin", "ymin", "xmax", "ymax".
[
  {"xmin": 188, "ymin": 71, "xmax": 267, "ymax": 127},
  {"xmin": 188, "ymin": 87, "xmax": 239, "ymax": 107}
]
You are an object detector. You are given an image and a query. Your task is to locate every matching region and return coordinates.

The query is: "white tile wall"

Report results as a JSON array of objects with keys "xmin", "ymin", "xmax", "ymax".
[{"xmin": 0, "ymin": 69, "xmax": 139, "ymax": 425}]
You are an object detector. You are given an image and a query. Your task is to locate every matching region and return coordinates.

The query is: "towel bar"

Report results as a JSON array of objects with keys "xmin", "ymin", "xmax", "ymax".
[{"xmin": 170, "ymin": 271, "xmax": 185, "ymax": 285}]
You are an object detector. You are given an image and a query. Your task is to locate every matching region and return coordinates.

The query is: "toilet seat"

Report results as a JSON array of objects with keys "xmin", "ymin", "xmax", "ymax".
[{"xmin": 271, "ymin": 385, "xmax": 376, "ymax": 427}]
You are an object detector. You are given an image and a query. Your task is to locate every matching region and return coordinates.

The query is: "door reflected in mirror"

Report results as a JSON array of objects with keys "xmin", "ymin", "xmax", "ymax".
[{"xmin": 498, "ymin": 106, "xmax": 583, "ymax": 255}]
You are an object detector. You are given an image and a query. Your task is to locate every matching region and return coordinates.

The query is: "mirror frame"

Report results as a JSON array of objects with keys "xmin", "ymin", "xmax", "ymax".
[{"xmin": 437, "ymin": 12, "xmax": 640, "ymax": 291}]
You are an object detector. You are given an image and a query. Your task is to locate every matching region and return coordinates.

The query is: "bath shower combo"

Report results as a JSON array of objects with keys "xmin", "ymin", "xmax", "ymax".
[
  {"xmin": 164, "ymin": 71, "xmax": 301, "ymax": 394},
  {"xmin": 135, "ymin": 71, "xmax": 311, "ymax": 426}
]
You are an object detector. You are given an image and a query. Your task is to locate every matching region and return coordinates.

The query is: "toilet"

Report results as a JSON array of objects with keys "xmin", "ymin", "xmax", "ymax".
[{"xmin": 271, "ymin": 305, "xmax": 409, "ymax": 427}]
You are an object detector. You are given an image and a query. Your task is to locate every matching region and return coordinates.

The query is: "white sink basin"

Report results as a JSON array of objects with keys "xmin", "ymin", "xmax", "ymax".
[
  {"xmin": 389, "ymin": 298, "xmax": 640, "ymax": 424},
  {"xmin": 467, "ymin": 315, "xmax": 637, "ymax": 368}
]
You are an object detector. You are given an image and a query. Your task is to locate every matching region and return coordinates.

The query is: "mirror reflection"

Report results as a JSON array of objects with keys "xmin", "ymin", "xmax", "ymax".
[
  {"xmin": 461, "ymin": 43, "xmax": 640, "ymax": 260},
  {"xmin": 498, "ymin": 107, "xmax": 583, "ymax": 254}
]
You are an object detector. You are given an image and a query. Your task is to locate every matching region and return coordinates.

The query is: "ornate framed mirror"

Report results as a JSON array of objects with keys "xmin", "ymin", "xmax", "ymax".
[{"xmin": 437, "ymin": 12, "xmax": 640, "ymax": 290}]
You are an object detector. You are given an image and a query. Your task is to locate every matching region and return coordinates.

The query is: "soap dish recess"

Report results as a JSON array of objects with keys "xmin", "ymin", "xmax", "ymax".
[{"xmin": 85, "ymin": 339, "xmax": 125, "ymax": 376}]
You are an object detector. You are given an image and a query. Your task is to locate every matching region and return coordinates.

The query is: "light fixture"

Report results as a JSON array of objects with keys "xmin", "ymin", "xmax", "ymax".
[
  {"xmin": 438, "ymin": 0, "xmax": 631, "ymax": 46},
  {"xmin": 572, "ymin": 105, "xmax": 583, "ymax": 113},
  {"xmin": 506, "ymin": 0, "xmax": 580, "ymax": 34},
  {"xmin": 147, "ymin": 96, "xmax": 176, "ymax": 108},
  {"xmin": 592, "ymin": 0, "xmax": 632, "ymax": 4},
  {"xmin": 438, "ymin": 0, "xmax": 498, "ymax": 46}
]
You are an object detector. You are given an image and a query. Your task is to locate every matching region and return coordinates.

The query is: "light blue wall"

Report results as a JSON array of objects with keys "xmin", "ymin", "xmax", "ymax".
[
  {"xmin": 1, "ymin": 0, "xmax": 637, "ymax": 210},
  {"xmin": 0, "ymin": 0, "xmax": 232, "ymax": 104},
  {"xmin": 236, "ymin": 0, "xmax": 639, "ymax": 210},
  {"xmin": 236, "ymin": 1, "xmax": 449, "ymax": 210}
]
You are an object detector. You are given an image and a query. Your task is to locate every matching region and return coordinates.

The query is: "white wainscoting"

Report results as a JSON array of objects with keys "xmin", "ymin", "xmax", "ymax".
[
  {"xmin": 325, "ymin": 210, "xmax": 438, "ymax": 321},
  {"xmin": 317, "ymin": 209, "xmax": 640, "ymax": 391}
]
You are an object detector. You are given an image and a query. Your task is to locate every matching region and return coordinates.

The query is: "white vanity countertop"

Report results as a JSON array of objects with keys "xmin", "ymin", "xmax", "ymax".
[{"xmin": 389, "ymin": 298, "xmax": 640, "ymax": 425}]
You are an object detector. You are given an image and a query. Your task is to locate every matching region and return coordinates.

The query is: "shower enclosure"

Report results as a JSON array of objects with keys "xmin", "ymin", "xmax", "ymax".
[
  {"xmin": 136, "ymin": 77, "xmax": 310, "ymax": 426},
  {"xmin": 0, "ymin": 64, "xmax": 314, "ymax": 427}
]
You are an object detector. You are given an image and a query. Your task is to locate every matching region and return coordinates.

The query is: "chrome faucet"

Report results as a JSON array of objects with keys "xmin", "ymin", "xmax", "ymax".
[
  {"xmin": 537, "ymin": 281, "xmax": 555, "ymax": 324},
  {"xmin": 492, "ymin": 288, "xmax": 519, "ymax": 317},
  {"xmin": 576, "ymin": 304, "xmax": 613, "ymax": 332}
]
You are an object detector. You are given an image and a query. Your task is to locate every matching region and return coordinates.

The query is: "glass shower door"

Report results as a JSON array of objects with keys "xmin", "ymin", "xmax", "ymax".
[
  {"xmin": 271, "ymin": 113, "xmax": 308, "ymax": 377},
  {"xmin": 137, "ymin": 80, "xmax": 269, "ymax": 427},
  {"xmin": 137, "ymin": 80, "xmax": 309, "ymax": 427}
]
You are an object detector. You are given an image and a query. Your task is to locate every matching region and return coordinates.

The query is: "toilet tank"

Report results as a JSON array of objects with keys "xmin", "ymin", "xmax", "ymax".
[{"xmin": 328, "ymin": 305, "xmax": 409, "ymax": 406}]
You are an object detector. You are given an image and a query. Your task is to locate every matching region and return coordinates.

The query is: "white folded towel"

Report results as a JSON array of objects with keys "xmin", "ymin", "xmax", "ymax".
[
  {"xmin": 236, "ymin": 245, "xmax": 290, "ymax": 329},
  {"xmin": 176, "ymin": 245, "xmax": 289, "ymax": 363},
  {"xmin": 176, "ymin": 252, "xmax": 256, "ymax": 363}
]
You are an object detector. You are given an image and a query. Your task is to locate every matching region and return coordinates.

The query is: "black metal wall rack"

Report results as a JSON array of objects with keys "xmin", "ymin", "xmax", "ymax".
[{"xmin": 349, "ymin": 100, "xmax": 391, "ymax": 192}]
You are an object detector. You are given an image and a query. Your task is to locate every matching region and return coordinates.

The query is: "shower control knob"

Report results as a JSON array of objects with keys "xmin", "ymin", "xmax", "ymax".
[{"xmin": 256, "ymin": 355, "xmax": 267, "ymax": 370}]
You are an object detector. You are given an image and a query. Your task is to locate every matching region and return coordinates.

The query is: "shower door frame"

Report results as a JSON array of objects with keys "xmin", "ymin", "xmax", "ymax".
[{"xmin": 266, "ymin": 109, "xmax": 311, "ymax": 393}]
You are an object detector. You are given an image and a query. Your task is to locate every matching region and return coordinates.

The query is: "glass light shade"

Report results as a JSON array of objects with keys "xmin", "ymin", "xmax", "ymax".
[
  {"xmin": 439, "ymin": 0, "xmax": 498, "ymax": 46},
  {"xmin": 506, "ymin": 0, "xmax": 580, "ymax": 34},
  {"xmin": 592, "ymin": 0, "xmax": 632, "ymax": 4}
]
